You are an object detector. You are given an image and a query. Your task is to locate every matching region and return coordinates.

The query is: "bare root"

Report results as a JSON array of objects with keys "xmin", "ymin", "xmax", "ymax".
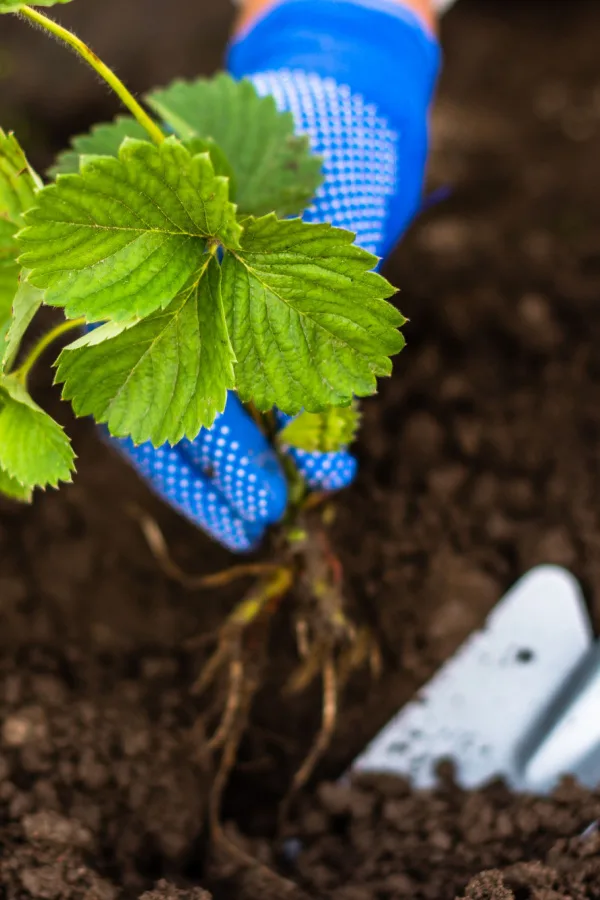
[
  {"xmin": 133, "ymin": 502, "xmax": 380, "ymax": 855},
  {"xmin": 199, "ymin": 567, "xmax": 294, "ymax": 837},
  {"xmin": 279, "ymin": 656, "xmax": 338, "ymax": 831},
  {"xmin": 131, "ymin": 504, "xmax": 278, "ymax": 589}
]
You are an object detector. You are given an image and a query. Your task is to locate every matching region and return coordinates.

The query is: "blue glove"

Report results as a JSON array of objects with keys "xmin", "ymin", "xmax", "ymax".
[
  {"xmin": 112, "ymin": 0, "xmax": 440, "ymax": 552},
  {"xmin": 115, "ymin": 395, "xmax": 357, "ymax": 552}
]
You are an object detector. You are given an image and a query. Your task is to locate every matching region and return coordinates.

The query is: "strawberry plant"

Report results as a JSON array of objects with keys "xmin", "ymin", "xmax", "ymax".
[{"xmin": 1, "ymin": 0, "xmax": 406, "ymax": 834}]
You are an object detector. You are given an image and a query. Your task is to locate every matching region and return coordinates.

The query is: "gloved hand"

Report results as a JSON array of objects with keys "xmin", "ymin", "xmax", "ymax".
[
  {"xmin": 115, "ymin": 396, "xmax": 357, "ymax": 552},
  {"xmin": 112, "ymin": 0, "xmax": 440, "ymax": 552}
]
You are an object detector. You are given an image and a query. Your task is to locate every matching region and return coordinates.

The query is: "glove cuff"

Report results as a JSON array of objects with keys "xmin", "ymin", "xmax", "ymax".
[{"xmin": 227, "ymin": 0, "xmax": 441, "ymax": 127}]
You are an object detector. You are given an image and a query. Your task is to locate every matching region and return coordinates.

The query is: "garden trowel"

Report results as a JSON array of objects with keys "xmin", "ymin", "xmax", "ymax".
[{"xmin": 352, "ymin": 565, "xmax": 600, "ymax": 794}]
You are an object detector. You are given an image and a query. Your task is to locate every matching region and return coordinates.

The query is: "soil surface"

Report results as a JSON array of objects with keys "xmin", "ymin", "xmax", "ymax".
[
  {"xmin": 1, "ymin": 0, "xmax": 600, "ymax": 898},
  {"xmin": 273, "ymin": 774, "xmax": 600, "ymax": 900}
]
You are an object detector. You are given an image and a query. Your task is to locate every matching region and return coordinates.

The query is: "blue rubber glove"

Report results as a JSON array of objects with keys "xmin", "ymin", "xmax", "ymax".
[{"xmin": 112, "ymin": 0, "xmax": 440, "ymax": 552}]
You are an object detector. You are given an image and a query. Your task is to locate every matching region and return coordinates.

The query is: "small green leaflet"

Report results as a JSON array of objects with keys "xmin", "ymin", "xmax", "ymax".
[
  {"xmin": 147, "ymin": 74, "xmax": 323, "ymax": 218},
  {"xmin": 56, "ymin": 257, "xmax": 235, "ymax": 446},
  {"xmin": 2, "ymin": 277, "xmax": 43, "ymax": 372},
  {"xmin": 221, "ymin": 214, "xmax": 405, "ymax": 414},
  {"xmin": 0, "ymin": 128, "xmax": 41, "ymax": 222},
  {"xmin": 48, "ymin": 116, "xmax": 150, "ymax": 178},
  {"xmin": 279, "ymin": 404, "xmax": 361, "ymax": 453},
  {"xmin": 19, "ymin": 137, "xmax": 241, "ymax": 323},
  {"xmin": 0, "ymin": 376, "xmax": 75, "ymax": 489},
  {"xmin": 0, "ymin": 465, "xmax": 32, "ymax": 502},
  {"xmin": 0, "ymin": 0, "xmax": 72, "ymax": 9}
]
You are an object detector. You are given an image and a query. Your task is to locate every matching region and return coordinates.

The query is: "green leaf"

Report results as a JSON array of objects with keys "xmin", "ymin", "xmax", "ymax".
[
  {"xmin": 0, "ymin": 258, "xmax": 18, "ymax": 318},
  {"xmin": 48, "ymin": 116, "xmax": 151, "ymax": 178},
  {"xmin": 56, "ymin": 257, "xmax": 235, "ymax": 446},
  {"xmin": 0, "ymin": 215, "xmax": 17, "ymax": 256},
  {"xmin": 19, "ymin": 136, "xmax": 242, "ymax": 323},
  {"xmin": 0, "ymin": 128, "xmax": 41, "ymax": 223},
  {"xmin": 183, "ymin": 137, "xmax": 237, "ymax": 198},
  {"xmin": 0, "ymin": 219, "xmax": 19, "ymax": 318},
  {"xmin": 221, "ymin": 215, "xmax": 404, "ymax": 413},
  {"xmin": 0, "ymin": 219, "xmax": 20, "ymax": 361},
  {"xmin": 48, "ymin": 121, "xmax": 236, "ymax": 195},
  {"xmin": 2, "ymin": 277, "xmax": 43, "ymax": 372},
  {"xmin": 0, "ymin": 465, "xmax": 32, "ymax": 502},
  {"xmin": 0, "ymin": 127, "xmax": 40, "ymax": 353},
  {"xmin": 0, "ymin": 0, "xmax": 73, "ymax": 9},
  {"xmin": 279, "ymin": 403, "xmax": 361, "ymax": 453},
  {"xmin": 0, "ymin": 320, "xmax": 10, "ymax": 370},
  {"xmin": 147, "ymin": 74, "xmax": 323, "ymax": 218},
  {"xmin": 0, "ymin": 132, "xmax": 42, "ymax": 368},
  {"xmin": 0, "ymin": 375, "xmax": 75, "ymax": 489}
]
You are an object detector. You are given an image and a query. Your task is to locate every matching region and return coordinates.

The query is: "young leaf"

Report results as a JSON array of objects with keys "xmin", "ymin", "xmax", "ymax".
[
  {"xmin": 19, "ymin": 137, "xmax": 242, "ymax": 323},
  {"xmin": 0, "ymin": 466, "xmax": 32, "ymax": 502},
  {"xmin": 2, "ymin": 277, "xmax": 43, "ymax": 372},
  {"xmin": 0, "ymin": 128, "xmax": 41, "ymax": 223},
  {"xmin": 0, "ymin": 376, "xmax": 75, "ymax": 489},
  {"xmin": 279, "ymin": 404, "xmax": 361, "ymax": 453},
  {"xmin": 0, "ymin": 0, "xmax": 73, "ymax": 9},
  {"xmin": 221, "ymin": 214, "xmax": 405, "ymax": 413},
  {"xmin": 48, "ymin": 116, "xmax": 151, "ymax": 178},
  {"xmin": 55, "ymin": 257, "xmax": 235, "ymax": 446},
  {"xmin": 146, "ymin": 74, "xmax": 323, "ymax": 218}
]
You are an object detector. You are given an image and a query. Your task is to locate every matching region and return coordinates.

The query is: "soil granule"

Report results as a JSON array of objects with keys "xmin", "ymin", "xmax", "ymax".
[{"xmin": 0, "ymin": 0, "xmax": 600, "ymax": 898}]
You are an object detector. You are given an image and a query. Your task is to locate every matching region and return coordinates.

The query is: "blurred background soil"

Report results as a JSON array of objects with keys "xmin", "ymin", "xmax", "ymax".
[{"xmin": 1, "ymin": 0, "xmax": 600, "ymax": 897}]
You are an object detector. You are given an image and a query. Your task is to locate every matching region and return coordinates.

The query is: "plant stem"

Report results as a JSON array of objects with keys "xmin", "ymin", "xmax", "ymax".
[
  {"xmin": 13, "ymin": 317, "xmax": 85, "ymax": 385},
  {"xmin": 18, "ymin": 6, "xmax": 165, "ymax": 146}
]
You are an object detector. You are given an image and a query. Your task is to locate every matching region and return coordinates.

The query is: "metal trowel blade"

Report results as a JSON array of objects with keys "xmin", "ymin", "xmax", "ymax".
[{"xmin": 352, "ymin": 565, "xmax": 598, "ymax": 793}]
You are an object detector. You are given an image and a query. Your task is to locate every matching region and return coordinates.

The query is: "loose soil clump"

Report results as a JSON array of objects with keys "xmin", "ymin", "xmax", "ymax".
[{"xmin": 274, "ymin": 775, "xmax": 600, "ymax": 900}]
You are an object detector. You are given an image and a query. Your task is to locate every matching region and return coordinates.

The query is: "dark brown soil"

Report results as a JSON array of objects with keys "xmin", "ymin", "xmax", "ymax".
[
  {"xmin": 1, "ymin": 0, "xmax": 600, "ymax": 898},
  {"xmin": 274, "ymin": 775, "xmax": 600, "ymax": 900}
]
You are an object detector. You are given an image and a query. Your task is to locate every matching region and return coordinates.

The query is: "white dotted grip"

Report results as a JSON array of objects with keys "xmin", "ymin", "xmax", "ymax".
[{"xmin": 251, "ymin": 70, "xmax": 399, "ymax": 255}]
